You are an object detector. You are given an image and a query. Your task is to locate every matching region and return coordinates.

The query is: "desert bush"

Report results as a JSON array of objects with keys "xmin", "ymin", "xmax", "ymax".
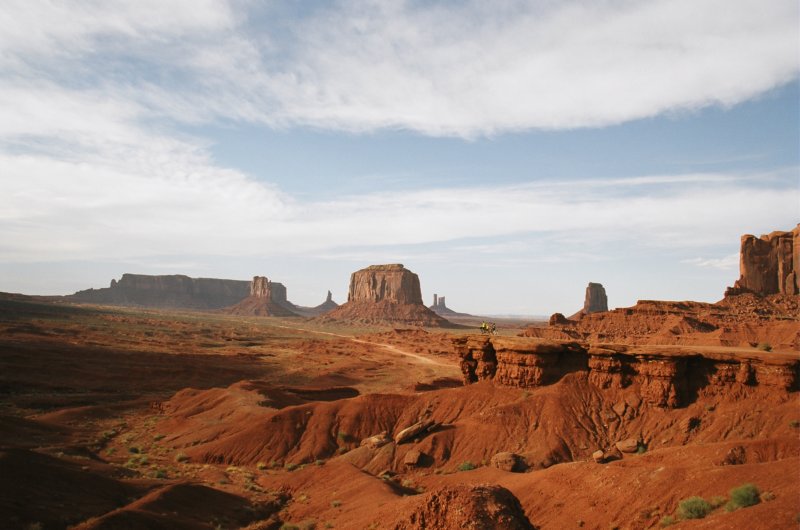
[
  {"xmin": 285, "ymin": 462, "xmax": 298, "ymax": 471},
  {"xmin": 659, "ymin": 515, "xmax": 675, "ymax": 527},
  {"xmin": 457, "ymin": 461, "xmax": 476, "ymax": 472},
  {"xmin": 726, "ymin": 483, "xmax": 760, "ymax": 511},
  {"xmin": 331, "ymin": 499, "xmax": 342, "ymax": 508},
  {"xmin": 789, "ymin": 420, "xmax": 800, "ymax": 428},
  {"xmin": 678, "ymin": 496, "xmax": 713, "ymax": 519},
  {"xmin": 756, "ymin": 342, "xmax": 772, "ymax": 351},
  {"xmin": 174, "ymin": 452, "xmax": 189, "ymax": 463},
  {"xmin": 256, "ymin": 461, "xmax": 267, "ymax": 470}
]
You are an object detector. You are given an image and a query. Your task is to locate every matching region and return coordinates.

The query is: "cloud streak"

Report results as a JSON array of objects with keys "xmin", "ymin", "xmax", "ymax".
[{"xmin": 1, "ymin": 0, "xmax": 797, "ymax": 137}]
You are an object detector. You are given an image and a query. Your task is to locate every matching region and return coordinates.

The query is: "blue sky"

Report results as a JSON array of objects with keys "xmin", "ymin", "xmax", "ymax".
[{"xmin": 1, "ymin": 0, "xmax": 798, "ymax": 315}]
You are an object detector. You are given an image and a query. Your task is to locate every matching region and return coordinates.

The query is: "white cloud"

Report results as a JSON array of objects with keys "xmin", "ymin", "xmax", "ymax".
[
  {"xmin": 0, "ymin": 0, "xmax": 796, "ymax": 137},
  {"xmin": 682, "ymin": 254, "xmax": 740, "ymax": 270}
]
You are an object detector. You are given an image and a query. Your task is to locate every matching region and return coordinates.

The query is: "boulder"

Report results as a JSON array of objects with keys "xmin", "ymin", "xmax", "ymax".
[
  {"xmin": 394, "ymin": 419, "xmax": 436, "ymax": 444},
  {"xmin": 403, "ymin": 449, "xmax": 423, "ymax": 467},
  {"xmin": 490, "ymin": 452, "xmax": 524, "ymax": 472},
  {"xmin": 615, "ymin": 438, "xmax": 640, "ymax": 453},
  {"xmin": 360, "ymin": 431, "xmax": 391, "ymax": 450},
  {"xmin": 592, "ymin": 447, "xmax": 622, "ymax": 464}
]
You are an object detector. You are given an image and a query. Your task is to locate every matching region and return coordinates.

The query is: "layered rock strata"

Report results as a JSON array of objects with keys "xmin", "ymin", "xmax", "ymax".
[
  {"xmin": 68, "ymin": 274, "xmax": 250, "ymax": 309},
  {"xmin": 527, "ymin": 296, "xmax": 799, "ymax": 351},
  {"xmin": 323, "ymin": 264, "xmax": 450, "ymax": 326},
  {"xmin": 455, "ymin": 336, "xmax": 798, "ymax": 408},
  {"xmin": 583, "ymin": 282, "xmax": 608, "ymax": 313},
  {"xmin": 729, "ymin": 225, "xmax": 799, "ymax": 296},
  {"xmin": 225, "ymin": 276, "xmax": 298, "ymax": 317}
]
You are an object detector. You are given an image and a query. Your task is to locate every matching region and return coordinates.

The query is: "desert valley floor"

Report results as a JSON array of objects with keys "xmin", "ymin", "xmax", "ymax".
[{"xmin": 0, "ymin": 292, "xmax": 798, "ymax": 530}]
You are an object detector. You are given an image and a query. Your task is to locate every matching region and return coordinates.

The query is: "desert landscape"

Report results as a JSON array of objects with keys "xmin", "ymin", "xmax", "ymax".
[{"xmin": 0, "ymin": 227, "xmax": 797, "ymax": 530}]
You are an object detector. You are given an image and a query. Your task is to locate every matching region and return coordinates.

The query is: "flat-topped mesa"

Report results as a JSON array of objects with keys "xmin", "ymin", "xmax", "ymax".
[
  {"xmin": 584, "ymin": 282, "xmax": 608, "ymax": 314},
  {"xmin": 454, "ymin": 336, "xmax": 798, "ymax": 408},
  {"xmin": 68, "ymin": 273, "xmax": 250, "ymax": 309},
  {"xmin": 728, "ymin": 225, "xmax": 799, "ymax": 296},
  {"xmin": 347, "ymin": 264, "xmax": 423, "ymax": 304},
  {"xmin": 323, "ymin": 264, "xmax": 450, "ymax": 326}
]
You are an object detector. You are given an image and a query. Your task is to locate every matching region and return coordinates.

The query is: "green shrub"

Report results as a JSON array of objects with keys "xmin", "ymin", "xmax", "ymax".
[
  {"xmin": 726, "ymin": 483, "xmax": 760, "ymax": 511},
  {"xmin": 659, "ymin": 515, "xmax": 675, "ymax": 527},
  {"xmin": 678, "ymin": 496, "xmax": 713, "ymax": 519},
  {"xmin": 174, "ymin": 452, "xmax": 189, "ymax": 463},
  {"xmin": 457, "ymin": 461, "xmax": 476, "ymax": 472}
]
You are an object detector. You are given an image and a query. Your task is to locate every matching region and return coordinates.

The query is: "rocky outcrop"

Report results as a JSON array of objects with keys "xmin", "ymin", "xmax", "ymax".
[
  {"xmin": 455, "ymin": 336, "xmax": 798, "ymax": 408},
  {"xmin": 323, "ymin": 264, "xmax": 450, "ymax": 326},
  {"xmin": 224, "ymin": 276, "xmax": 298, "ymax": 317},
  {"xmin": 584, "ymin": 282, "xmax": 608, "ymax": 313},
  {"xmin": 526, "ymin": 296, "xmax": 800, "ymax": 351},
  {"xmin": 68, "ymin": 274, "xmax": 249, "ymax": 309},
  {"xmin": 729, "ymin": 225, "xmax": 799, "ymax": 296},
  {"xmin": 390, "ymin": 484, "xmax": 536, "ymax": 530}
]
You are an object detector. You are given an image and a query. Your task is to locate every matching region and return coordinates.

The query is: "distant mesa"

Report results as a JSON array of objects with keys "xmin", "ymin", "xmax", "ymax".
[
  {"xmin": 429, "ymin": 293, "xmax": 471, "ymax": 317},
  {"xmin": 726, "ymin": 224, "xmax": 799, "ymax": 297},
  {"xmin": 67, "ymin": 273, "xmax": 250, "ymax": 309},
  {"xmin": 566, "ymin": 282, "xmax": 608, "ymax": 320},
  {"xmin": 322, "ymin": 264, "xmax": 451, "ymax": 326},
  {"xmin": 225, "ymin": 276, "xmax": 299, "ymax": 317}
]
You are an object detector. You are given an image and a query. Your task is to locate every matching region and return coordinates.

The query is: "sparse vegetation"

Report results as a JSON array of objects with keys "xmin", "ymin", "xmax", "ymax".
[
  {"xmin": 709, "ymin": 495, "xmax": 727, "ymax": 508},
  {"xmin": 677, "ymin": 496, "xmax": 713, "ymax": 519},
  {"xmin": 331, "ymin": 499, "xmax": 342, "ymax": 508},
  {"xmin": 636, "ymin": 444, "xmax": 647, "ymax": 455},
  {"xmin": 790, "ymin": 420, "xmax": 800, "ymax": 428},
  {"xmin": 457, "ymin": 461, "xmax": 476, "ymax": 472},
  {"xmin": 174, "ymin": 452, "xmax": 189, "ymax": 463},
  {"xmin": 659, "ymin": 515, "xmax": 675, "ymax": 527},
  {"xmin": 285, "ymin": 462, "xmax": 298, "ymax": 471},
  {"xmin": 726, "ymin": 483, "xmax": 760, "ymax": 512},
  {"xmin": 256, "ymin": 461, "xmax": 267, "ymax": 470},
  {"xmin": 756, "ymin": 342, "xmax": 772, "ymax": 351}
]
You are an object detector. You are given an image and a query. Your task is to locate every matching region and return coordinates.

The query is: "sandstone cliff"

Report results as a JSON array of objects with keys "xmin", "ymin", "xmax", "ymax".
[
  {"xmin": 526, "ymin": 295, "xmax": 799, "ymax": 351},
  {"xmin": 323, "ymin": 264, "xmax": 450, "ymax": 326},
  {"xmin": 730, "ymin": 225, "xmax": 799, "ymax": 296},
  {"xmin": 68, "ymin": 274, "xmax": 250, "ymax": 309},
  {"xmin": 456, "ymin": 336, "xmax": 798, "ymax": 408},
  {"xmin": 567, "ymin": 282, "xmax": 608, "ymax": 319},
  {"xmin": 584, "ymin": 282, "xmax": 608, "ymax": 313},
  {"xmin": 225, "ymin": 276, "xmax": 298, "ymax": 317}
]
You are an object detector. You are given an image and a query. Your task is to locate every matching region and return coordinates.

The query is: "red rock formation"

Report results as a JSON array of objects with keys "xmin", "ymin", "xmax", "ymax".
[
  {"xmin": 429, "ymin": 293, "xmax": 471, "ymax": 317},
  {"xmin": 584, "ymin": 282, "xmax": 608, "ymax": 313},
  {"xmin": 455, "ymin": 336, "xmax": 798, "ymax": 408},
  {"xmin": 224, "ymin": 276, "xmax": 298, "ymax": 317},
  {"xmin": 68, "ymin": 274, "xmax": 250, "ymax": 309},
  {"xmin": 730, "ymin": 225, "xmax": 799, "ymax": 296},
  {"xmin": 323, "ymin": 264, "xmax": 450, "ymax": 326},
  {"xmin": 527, "ymin": 295, "xmax": 799, "ymax": 351},
  {"xmin": 390, "ymin": 484, "xmax": 535, "ymax": 530}
]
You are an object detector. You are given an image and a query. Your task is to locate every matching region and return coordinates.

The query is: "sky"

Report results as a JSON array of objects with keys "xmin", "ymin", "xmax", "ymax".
[{"xmin": 1, "ymin": 0, "xmax": 798, "ymax": 316}]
